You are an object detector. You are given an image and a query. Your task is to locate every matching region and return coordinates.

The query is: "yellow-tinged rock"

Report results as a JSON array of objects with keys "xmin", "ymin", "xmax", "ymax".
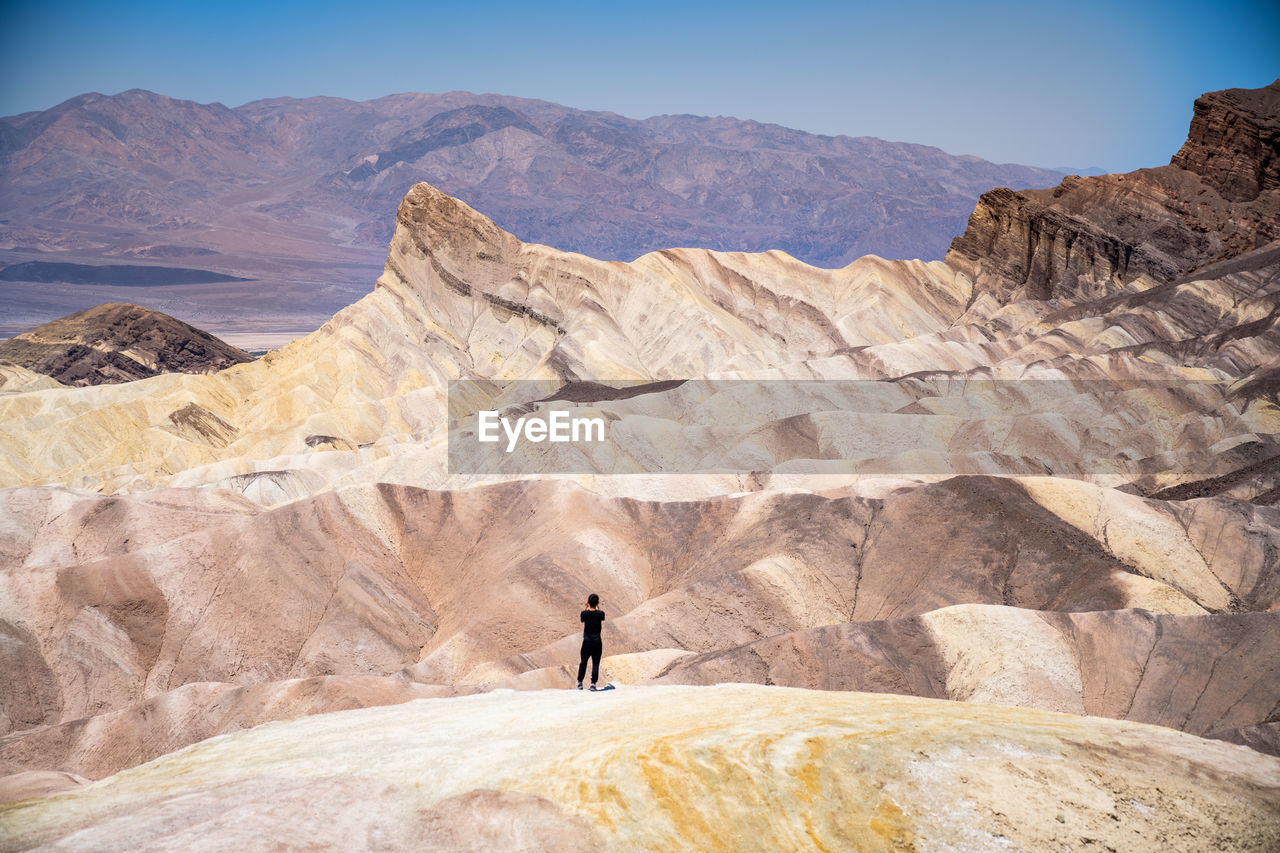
[
  {"xmin": 2, "ymin": 684, "xmax": 1277, "ymax": 851},
  {"xmin": 1, "ymin": 183, "xmax": 1276, "ymax": 505},
  {"xmin": 0, "ymin": 363, "xmax": 64, "ymax": 394}
]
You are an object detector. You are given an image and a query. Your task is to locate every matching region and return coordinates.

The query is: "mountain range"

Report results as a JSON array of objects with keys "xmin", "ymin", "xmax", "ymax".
[{"xmin": 0, "ymin": 89, "xmax": 1067, "ymax": 330}]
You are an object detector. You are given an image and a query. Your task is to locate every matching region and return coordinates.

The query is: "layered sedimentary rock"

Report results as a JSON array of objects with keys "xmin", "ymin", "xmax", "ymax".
[
  {"xmin": 3, "ymin": 474, "xmax": 1278, "ymax": 787},
  {"xmin": 652, "ymin": 605, "xmax": 1280, "ymax": 736},
  {"xmin": 0, "ymin": 676, "xmax": 458, "ymax": 795},
  {"xmin": 0, "ymin": 302, "xmax": 251, "ymax": 386},
  {"xmin": 0, "ymin": 183, "xmax": 975, "ymax": 491},
  {"xmin": 0, "ymin": 363, "xmax": 62, "ymax": 394},
  {"xmin": 945, "ymin": 80, "xmax": 1280, "ymax": 302},
  {"xmin": 1172, "ymin": 80, "xmax": 1280, "ymax": 202},
  {"xmin": 3, "ymin": 686, "xmax": 1278, "ymax": 852},
  {"xmin": 2, "ymin": 82, "xmax": 1280, "ymax": 847},
  {"xmin": 3, "ymin": 90, "xmax": 1279, "ymax": 496},
  {"xmin": 2, "ymin": 178, "xmax": 1279, "ymax": 496}
]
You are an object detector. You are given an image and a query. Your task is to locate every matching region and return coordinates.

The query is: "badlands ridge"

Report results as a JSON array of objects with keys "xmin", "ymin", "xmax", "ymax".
[{"xmin": 1, "ymin": 81, "xmax": 1279, "ymax": 849}]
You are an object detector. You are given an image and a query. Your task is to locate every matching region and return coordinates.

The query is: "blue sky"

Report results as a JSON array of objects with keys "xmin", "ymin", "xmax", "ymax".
[{"xmin": 1, "ymin": 0, "xmax": 1276, "ymax": 171}]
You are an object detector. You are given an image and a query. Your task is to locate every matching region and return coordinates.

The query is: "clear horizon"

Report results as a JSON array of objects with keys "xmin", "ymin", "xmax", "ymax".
[{"xmin": 1, "ymin": 0, "xmax": 1277, "ymax": 172}]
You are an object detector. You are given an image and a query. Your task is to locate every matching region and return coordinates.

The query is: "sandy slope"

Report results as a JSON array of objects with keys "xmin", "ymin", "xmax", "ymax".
[{"xmin": 2, "ymin": 685, "xmax": 1278, "ymax": 852}]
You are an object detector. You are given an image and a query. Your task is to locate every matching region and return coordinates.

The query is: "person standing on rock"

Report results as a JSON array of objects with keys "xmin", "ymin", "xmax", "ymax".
[{"xmin": 577, "ymin": 593, "xmax": 605, "ymax": 691}]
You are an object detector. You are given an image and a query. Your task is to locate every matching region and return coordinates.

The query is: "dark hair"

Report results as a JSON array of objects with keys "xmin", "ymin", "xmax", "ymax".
[{"xmin": 587, "ymin": 593, "xmax": 599, "ymax": 608}]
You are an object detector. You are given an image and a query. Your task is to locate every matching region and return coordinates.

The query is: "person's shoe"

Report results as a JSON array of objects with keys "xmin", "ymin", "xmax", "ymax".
[
  {"xmin": 589, "ymin": 684, "xmax": 598, "ymax": 691},
  {"xmin": 577, "ymin": 682, "xmax": 583, "ymax": 690}
]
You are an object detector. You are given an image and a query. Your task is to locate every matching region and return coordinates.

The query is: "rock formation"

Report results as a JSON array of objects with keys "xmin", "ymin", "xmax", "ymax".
[
  {"xmin": 0, "ymin": 676, "xmax": 459, "ymax": 794},
  {"xmin": 0, "ymin": 302, "xmax": 252, "ymax": 385},
  {"xmin": 1172, "ymin": 81, "xmax": 1280, "ymax": 202},
  {"xmin": 2, "ymin": 474, "xmax": 1278, "ymax": 786},
  {"xmin": 0, "ymin": 186, "xmax": 980, "ymax": 492},
  {"xmin": 0, "ymin": 362, "xmax": 62, "ymax": 394},
  {"xmin": 2, "ymin": 152, "xmax": 1278, "ymax": 494},
  {"xmin": 945, "ymin": 79, "xmax": 1280, "ymax": 302},
  {"xmin": 652, "ymin": 605, "xmax": 1280, "ymax": 736},
  {"xmin": 3, "ymin": 686, "xmax": 1278, "ymax": 852},
  {"xmin": 1, "ymin": 81, "xmax": 1279, "ymax": 850}
]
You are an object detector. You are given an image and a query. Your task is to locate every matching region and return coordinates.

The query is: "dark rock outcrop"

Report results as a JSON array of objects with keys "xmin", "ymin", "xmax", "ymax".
[
  {"xmin": 946, "ymin": 80, "xmax": 1280, "ymax": 302},
  {"xmin": 0, "ymin": 302, "xmax": 252, "ymax": 385},
  {"xmin": 1172, "ymin": 80, "xmax": 1280, "ymax": 202}
]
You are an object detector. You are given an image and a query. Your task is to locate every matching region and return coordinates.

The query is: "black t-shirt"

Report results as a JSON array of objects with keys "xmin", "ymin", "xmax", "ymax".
[{"xmin": 581, "ymin": 609, "xmax": 605, "ymax": 638}]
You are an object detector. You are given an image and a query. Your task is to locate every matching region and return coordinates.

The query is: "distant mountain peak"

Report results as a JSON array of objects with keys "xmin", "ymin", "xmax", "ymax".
[{"xmin": 0, "ymin": 302, "xmax": 251, "ymax": 386}]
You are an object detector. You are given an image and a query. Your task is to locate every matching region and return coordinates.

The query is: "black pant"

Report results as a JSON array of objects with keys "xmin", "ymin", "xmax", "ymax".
[{"xmin": 578, "ymin": 636, "xmax": 602, "ymax": 684}]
